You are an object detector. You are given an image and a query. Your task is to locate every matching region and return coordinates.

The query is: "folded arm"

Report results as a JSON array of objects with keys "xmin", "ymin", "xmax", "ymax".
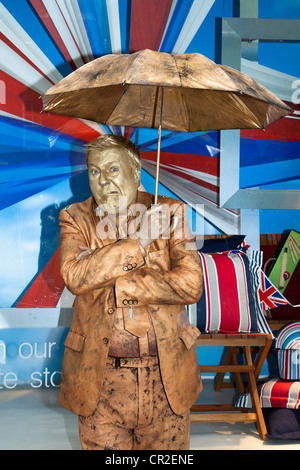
[{"xmin": 59, "ymin": 202, "xmax": 203, "ymax": 305}]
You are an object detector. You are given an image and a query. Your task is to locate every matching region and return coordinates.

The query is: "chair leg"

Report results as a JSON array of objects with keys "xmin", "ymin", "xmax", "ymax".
[
  {"xmin": 214, "ymin": 347, "xmax": 245, "ymax": 393},
  {"xmin": 243, "ymin": 346, "xmax": 268, "ymax": 441},
  {"xmin": 214, "ymin": 347, "xmax": 232, "ymax": 391}
]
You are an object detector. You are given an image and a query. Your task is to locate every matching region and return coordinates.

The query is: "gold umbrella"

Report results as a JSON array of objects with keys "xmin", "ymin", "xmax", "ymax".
[{"xmin": 42, "ymin": 49, "xmax": 292, "ymax": 203}]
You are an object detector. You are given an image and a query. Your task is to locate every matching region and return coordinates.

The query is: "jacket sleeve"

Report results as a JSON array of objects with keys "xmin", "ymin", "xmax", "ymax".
[
  {"xmin": 115, "ymin": 202, "xmax": 203, "ymax": 306},
  {"xmin": 59, "ymin": 209, "xmax": 146, "ymax": 295}
]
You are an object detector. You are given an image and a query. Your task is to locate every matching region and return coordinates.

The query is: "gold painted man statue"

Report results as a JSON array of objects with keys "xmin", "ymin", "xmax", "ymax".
[{"xmin": 58, "ymin": 134, "xmax": 203, "ymax": 450}]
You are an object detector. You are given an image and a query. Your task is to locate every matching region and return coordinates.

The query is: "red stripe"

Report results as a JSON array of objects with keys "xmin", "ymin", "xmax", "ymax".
[
  {"xmin": 0, "ymin": 32, "xmax": 55, "ymax": 85},
  {"xmin": 28, "ymin": 0, "xmax": 78, "ymax": 71},
  {"xmin": 161, "ymin": 165, "xmax": 218, "ymax": 193},
  {"xmin": 140, "ymin": 150, "xmax": 219, "ymax": 176},
  {"xmin": 184, "ymin": 185, "xmax": 239, "ymax": 217},
  {"xmin": 258, "ymin": 285, "xmax": 278, "ymax": 309},
  {"xmin": 16, "ymin": 248, "xmax": 65, "ymax": 308},
  {"xmin": 129, "ymin": 0, "xmax": 173, "ymax": 52},
  {"xmin": 142, "ymin": 157, "xmax": 218, "ymax": 193},
  {"xmin": 124, "ymin": 127, "xmax": 134, "ymax": 140},
  {"xmin": 297, "ymin": 386, "xmax": 300, "ymax": 409},
  {"xmin": 214, "ymin": 254, "xmax": 241, "ymax": 332},
  {"xmin": 0, "ymin": 71, "xmax": 100, "ymax": 142},
  {"xmin": 241, "ymin": 115, "xmax": 299, "ymax": 142},
  {"xmin": 236, "ymin": 252, "xmax": 251, "ymax": 329},
  {"xmin": 269, "ymin": 380, "xmax": 291, "ymax": 408}
]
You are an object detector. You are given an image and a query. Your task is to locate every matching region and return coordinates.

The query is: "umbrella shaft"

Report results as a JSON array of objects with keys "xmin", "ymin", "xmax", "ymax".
[
  {"xmin": 154, "ymin": 87, "xmax": 163, "ymax": 205},
  {"xmin": 154, "ymin": 124, "xmax": 162, "ymax": 204}
]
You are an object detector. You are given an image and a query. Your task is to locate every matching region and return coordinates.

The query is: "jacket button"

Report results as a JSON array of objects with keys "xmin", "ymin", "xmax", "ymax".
[
  {"xmin": 107, "ymin": 308, "xmax": 114, "ymax": 314},
  {"xmin": 102, "ymin": 338, "xmax": 109, "ymax": 344},
  {"xmin": 123, "ymin": 266, "xmax": 128, "ymax": 271},
  {"xmin": 122, "ymin": 299, "xmax": 128, "ymax": 305}
]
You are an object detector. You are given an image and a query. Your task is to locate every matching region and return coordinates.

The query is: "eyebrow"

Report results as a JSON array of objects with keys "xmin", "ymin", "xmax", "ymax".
[{"xmin": 89, "ymin": 160, "xmax": 120, "ymax": 169}]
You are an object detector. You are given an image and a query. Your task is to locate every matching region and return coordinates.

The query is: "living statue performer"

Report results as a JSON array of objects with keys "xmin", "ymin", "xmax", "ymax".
[{"xmin": 58, "ymin": 134, "xmax": 203, "ymax": 450}]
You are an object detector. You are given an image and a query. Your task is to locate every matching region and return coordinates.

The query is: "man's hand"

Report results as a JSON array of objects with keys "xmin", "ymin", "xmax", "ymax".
[{"xmin": 137, "ymin": 204, "xmax": 179, "ymax": 249}]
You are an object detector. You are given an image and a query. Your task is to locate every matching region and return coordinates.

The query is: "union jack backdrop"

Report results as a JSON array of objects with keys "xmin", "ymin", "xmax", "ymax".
[{"xmin": 0, "ymin": 0, "xmax": 299, "ymax": 310}]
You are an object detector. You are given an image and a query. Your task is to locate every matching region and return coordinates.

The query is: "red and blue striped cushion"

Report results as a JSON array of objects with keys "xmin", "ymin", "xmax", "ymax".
[
  {"xmin": 275, "ymin": 322, "xmax": 300, "ymax": 380},
  {"xmin": 197, "ymin": 250, "xmax": 258, "ymax": 333},
  {"xmin": 236, "ymin": 378, "xmax": 300, "ymax": 409},
  {"xmin": 260, "ymin": 378, "xmax": 300, "ymax": 409}
]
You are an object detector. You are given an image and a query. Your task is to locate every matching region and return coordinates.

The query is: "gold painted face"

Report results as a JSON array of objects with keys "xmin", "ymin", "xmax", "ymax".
[{"xmin": 87, "ymin": 147, "xmax": 140, "ymax": 214}]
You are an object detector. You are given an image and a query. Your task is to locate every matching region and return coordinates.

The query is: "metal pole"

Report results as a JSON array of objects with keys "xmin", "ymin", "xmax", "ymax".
[{"xmin": 154, "ymin": 87, "xmax": 163, "ymax": 204}]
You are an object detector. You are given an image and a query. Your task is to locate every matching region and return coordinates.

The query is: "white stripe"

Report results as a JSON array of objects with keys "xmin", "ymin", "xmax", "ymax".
[
  {"xmin": 260, "ymin": 377, "xmax": 278, "ymax": 408},
  {"xmin": 172, "ymin": 0, "xmax": 215, "ymax": 53},
  {"xmin": 0, "ymin": 3, "xmax": 63, "ymax": 83},
  {"xmin": 289, "ymin": 381, "xmax": 300, "ymax": 409},
  {"xmin": 202, "ymin": 254, "xmax": 221, "ymax": 332},
  {"xmin": 56, "ymin": 286, "xmax": 75, "ymax": 308},
  {"xmin": 158, "ymin": 0, "xmax": 178, "ymax": 50},
  {"xmin": 231, "ymin": 254, "xmax": 250, "ymax": 332},
  {"xmin": 188, "ymin": 302, "xmax": 198, "ymax": 327},
  {"xmin": 142, "ymin": 161, "xmax": 240, "ymax": 234},
  {"xmin": 148, "ymin": 161, "xmax": 219, "ymax": 188},
  {"xmin": 78, "ymin": 119, "xmax": 108, "ymax": 136},
  {"xmin": 0, "ymin": 308, "xmax": 73, "ymax": 328},
  {"xmin": 0, "ymin": 110, "xmax": 37, "ymax": 124},
  {"xmin": 63, "ymin": 0, "xmax": 94, "ymax": 61},
  {"xmin": 167, "ymin": 163, "xmax": 219, "ymax": 187},
  {"xmin": 241, "ymin": 58, "xmax": 299, "ymax": 103},
  {"xmin": 0, "ymin": 40, "xmax": 53, "ymax": 93},
  {"xmin": 43, "ymin": 0, "xmax": 85, "ymax": 68},
  {"xmin": 286, "ymin": 114, "xmax": 300, "ymax": 120},
  {"xmin": 106, "ymin": 0, "xmax": 122, "ymax": 54}
]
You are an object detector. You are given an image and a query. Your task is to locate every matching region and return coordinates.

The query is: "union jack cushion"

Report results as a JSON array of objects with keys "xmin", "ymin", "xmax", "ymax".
[{"xmin": 196, "ymin": 249, "xmax": 272, "ymax": 334}]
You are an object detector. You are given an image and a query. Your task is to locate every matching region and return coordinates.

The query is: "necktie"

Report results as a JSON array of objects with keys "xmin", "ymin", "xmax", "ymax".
[{"xmin": 123, "ymin": 306, "xmax": 151, "ymax": 337}]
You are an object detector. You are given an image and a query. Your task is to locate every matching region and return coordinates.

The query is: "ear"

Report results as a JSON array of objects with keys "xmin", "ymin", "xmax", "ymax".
[{"xmin": 133, "ymin": 167, "xmax": 141, "ymax": 184}]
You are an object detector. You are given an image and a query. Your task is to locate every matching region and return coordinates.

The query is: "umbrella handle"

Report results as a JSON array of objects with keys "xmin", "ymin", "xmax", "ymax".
[{"xmin": 154, "ymin": 87, "xmax": 163, "ymax": 205}]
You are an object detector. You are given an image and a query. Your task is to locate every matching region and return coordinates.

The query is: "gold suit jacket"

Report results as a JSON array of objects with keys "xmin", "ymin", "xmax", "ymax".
[{"xmin": 58, "ymin": 191, "xmax": 203, "ymax": 417}]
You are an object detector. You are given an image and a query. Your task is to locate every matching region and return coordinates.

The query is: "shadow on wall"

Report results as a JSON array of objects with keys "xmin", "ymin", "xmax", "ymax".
[{"xmin": 13, "ymin": 169, "xmax": 91, "ymax": 308}]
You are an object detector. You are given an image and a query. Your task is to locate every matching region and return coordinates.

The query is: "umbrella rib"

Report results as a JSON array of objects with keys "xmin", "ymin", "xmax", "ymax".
[
  {"xmin": 106, "ymin": 83, "xmax": 130, "ymax": 123},
  {"xmin": 170, "ymin": 54, "xmax": 190, "ymax": 132},
  {"xmin": 151, "ymin": 86, "xmax": 160, "ymax": 129},
  {"xmin": 232, "ymin": 91, "xmax": 265, "ymax": 128}
]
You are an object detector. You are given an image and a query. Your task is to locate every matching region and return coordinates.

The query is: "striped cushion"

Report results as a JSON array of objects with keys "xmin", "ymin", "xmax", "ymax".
[
  {"xmin": 260, "ymin": 378, "xmax": 300, "ymax": 409},
  {"xmin": 275, "ymin": 322, "xmax": 300, "ymax": 380},
  {"xmin": 197, "ymin": 250, "xmax": 258, "ymax": 333}
]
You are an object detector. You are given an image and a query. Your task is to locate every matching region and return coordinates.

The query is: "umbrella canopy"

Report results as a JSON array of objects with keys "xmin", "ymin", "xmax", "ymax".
[
  {"xmin": 43, "ymin": 49, "xmax": 292, "ymax": 131},
  {"xmin": 42, "ymin": 49, "xmax": 292, "ymax": 201}
]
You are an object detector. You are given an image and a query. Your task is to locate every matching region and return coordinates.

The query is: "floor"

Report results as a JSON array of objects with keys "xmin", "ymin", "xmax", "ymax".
[{"xmin": 0, "ymin": 380, "xmax": 299, "ymax": 451}]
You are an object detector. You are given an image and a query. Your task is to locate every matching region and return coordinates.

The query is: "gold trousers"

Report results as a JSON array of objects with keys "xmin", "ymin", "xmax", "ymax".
[{"xmin": 78, "ymin": 356, "xmax": 190, "ymax": 450}]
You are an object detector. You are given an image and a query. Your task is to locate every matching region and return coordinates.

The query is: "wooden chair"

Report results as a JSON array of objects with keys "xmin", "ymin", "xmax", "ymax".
[{"xmin": 190, "ymin": 333, "xmax": 273, "ymax": 440}]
